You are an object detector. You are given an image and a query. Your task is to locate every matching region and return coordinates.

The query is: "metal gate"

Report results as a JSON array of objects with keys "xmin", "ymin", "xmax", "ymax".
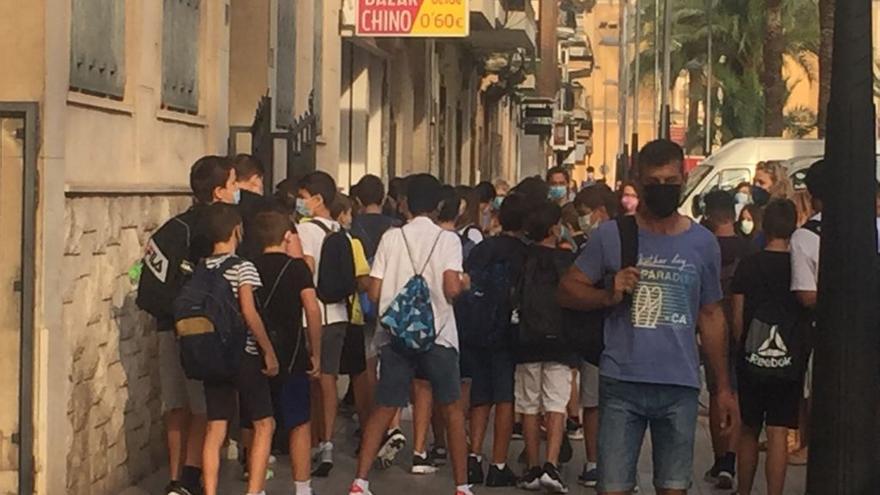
[{"xmin": 229, "ymin": 95, "xmax": 318, "ymax": 191}]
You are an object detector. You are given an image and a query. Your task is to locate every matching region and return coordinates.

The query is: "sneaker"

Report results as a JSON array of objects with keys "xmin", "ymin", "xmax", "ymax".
[
  {"xmin": 559, "ymin": 434, "xmax": 573, "ymax": 464},
  {"xmin": 467, "ymin": 455, "xmax": 484, "ymax": 485},
  {"xmin": 312, "ymin": 442, "xmax": 333, "ymax": 478},
  {"xmin": 704, "ymin": 461, "xmax": 721, "ymax": 484},
  {"xmin": 165, "ymin": 482, "xmax": 197, "ymax": 495},
  {"xmin": 716, "ymin": 453, "xmax": 735, "ymax": 490},
  {"xmin": 348, "ymin": 482, "xmax": 373, "ymax": 495},
  {"xmin": 455, "ymin": 486, "xmax": 475, "ymax": 495},
  {"xmin": 539, "ymin": 463, "xmax": 569, "ymax": 493},
  {"xmin": 376, "ymin": 428, "xmax": 407, "ymax": 470},
  {"xmin": 512, "ymin": 422, "xmax": 524, "ymax": 440},
  {"xmin": 578, "ymin": 464, "xmax": 598, "ymax": 487},
  {"xmin": 486, "ymin": 464, "xmax": 518, "ymax": 487},
  {"xmin": 412, "ymin": 453, "xmax": 439, "ymax": 474},
  {"xmin": 517, "ymin": 466, "xmax": 543, "ymax": 491},
  {"xmin": 566, "ymin": 417, "xmax": 584, "ymax": 440},
  {"xmin": 431, "ymin": 445, "xmax": 449, "ymax": 466}
]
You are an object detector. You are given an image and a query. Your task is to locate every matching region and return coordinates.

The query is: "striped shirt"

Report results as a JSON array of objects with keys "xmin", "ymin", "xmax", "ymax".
[{"xmin": 205, "ymin": 253, "xmax": 263, "ymax": 355}]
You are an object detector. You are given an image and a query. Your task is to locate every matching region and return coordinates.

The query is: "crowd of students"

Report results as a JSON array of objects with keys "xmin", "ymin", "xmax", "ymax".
[{"xmin": 137, "ymin": 139, "xmax": 834, "ymax": 495}]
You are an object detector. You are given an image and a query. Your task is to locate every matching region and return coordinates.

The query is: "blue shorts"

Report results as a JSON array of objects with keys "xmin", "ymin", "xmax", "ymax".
[
  {"xmin": 376, "ymin": 345, "xmax": 461, "ymax": 407},
  {"xmin": 271, "ymin": 372, "xmax": 311, "ymax": 431},
  {"xmin": 461, "ymin": 347, "xmax": 515, "ymax": 406},
  {"xmin": 597, "ymin": 376, "xmax": 699, "ymax": 493}
]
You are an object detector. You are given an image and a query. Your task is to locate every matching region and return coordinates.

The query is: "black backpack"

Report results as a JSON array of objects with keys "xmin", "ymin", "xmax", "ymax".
[
  {"xmin": 566, "ymin": 216, "xmax": 639, "ymax": 365},
  {"xmin": 257, "ymin": 259, "xmax": 302, "ymax": 376},
  {"xmin": 137, "ymin": 213, "xmax": 195, "ymax": 326},
  {"xmin": 455, "ymin": 238, "xmax": 522, "ymax": 348},
  {"xmin": 173, "ymin": 257, "xmax": 248, "ymax": 382},
  {"xmin": 741, "ymin": 256, "xmax": 808, "ymax": 382},
  {"xmin": 514, "ymin": 246, "xmax": 577, "ymax": 347},
  {"xmin": 459, "ymin": 225, "xmax": 481, "ymax": 261},
  {"xmin": 310, "ymin": 220, "xmax": 357, "ymax": 305}
]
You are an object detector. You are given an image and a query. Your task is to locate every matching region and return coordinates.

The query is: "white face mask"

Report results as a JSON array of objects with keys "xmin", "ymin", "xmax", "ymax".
[{"xmin": 740, "ymin": 219, "xmax": 755, "ymax": 236}]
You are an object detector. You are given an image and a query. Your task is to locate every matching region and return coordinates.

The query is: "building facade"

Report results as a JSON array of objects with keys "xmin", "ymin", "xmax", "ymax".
[{"xmin": 0, "ymin": 1, "xmax": 537, "ymax": 494}]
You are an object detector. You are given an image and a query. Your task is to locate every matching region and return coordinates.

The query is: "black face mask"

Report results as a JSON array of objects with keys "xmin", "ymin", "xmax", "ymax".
[
  {"xmin": 751, "ymin": 185, "xmax": 770, "ymax": 207},
  {"xmin": 643, "ymin": 184, "xmax": 682, "ymax": 218}
]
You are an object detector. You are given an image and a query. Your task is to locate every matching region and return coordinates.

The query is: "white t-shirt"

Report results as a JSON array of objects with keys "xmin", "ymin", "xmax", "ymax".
[
  {"xmin": 458, "ymin": 225, "xmax": 484, "ymax": 246},
  {"xmin": 371, "ymin": 216, "xmax": 464, "ymax": 350},
  {"xmin": 790, "ymin": 212, "xmax": 880, "ymax": 292},
  {"xmin": 298, "ymin": 217, "xmax": 349, "ymax": 325}
]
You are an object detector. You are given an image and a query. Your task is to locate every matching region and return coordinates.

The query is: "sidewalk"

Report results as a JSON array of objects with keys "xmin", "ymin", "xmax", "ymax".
[{"xmin": 134, "ymin": 413, "xmax": 806, "ymax": 495}]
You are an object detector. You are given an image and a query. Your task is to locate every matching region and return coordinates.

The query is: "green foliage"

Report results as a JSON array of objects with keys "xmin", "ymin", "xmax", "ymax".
[
  {"xmin": 784, "ymin": 105, "xmax": 818, "ymax": 137},
  {"xmin": 632, "ymin": 0, "xmax": 819, "ymax": 143}
]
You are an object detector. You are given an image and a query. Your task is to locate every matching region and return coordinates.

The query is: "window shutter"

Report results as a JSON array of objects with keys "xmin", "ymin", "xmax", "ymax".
[
  {"xmin": 70, "ymin": 0, "xmax": 126, "ymax": 98},
  {"xmin": 162, "ymin": 0, "xmax": 201, "ymax": 113}
]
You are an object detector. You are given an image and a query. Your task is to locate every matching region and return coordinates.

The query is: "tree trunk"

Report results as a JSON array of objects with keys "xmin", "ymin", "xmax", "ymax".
[
  {"xmin": 762, "ymin": 0, "xmax": 785, "ymax": 136},
  {"xmin": 817, "ymin": 0, "xmax": 835, "ymax": 137},
  {"xmin": 686, "ymin": 66, "xmax": 704, "ymax": 154}
]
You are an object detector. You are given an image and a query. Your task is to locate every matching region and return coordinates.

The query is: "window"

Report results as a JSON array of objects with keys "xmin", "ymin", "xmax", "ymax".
[
  {"xmin": 276, "ymin": 0, "xmax": 296, "ymax": 128},
  {"xmin": 717, "ymin": 168, "xmax": 752, "ymax": 191},
  {"xmin": 70, "ymin": 0, "xmax": 126, "ymax": 98},
  {"xmin": 162, "ymin": 0, "xmax": 201, "ymax": 113}
]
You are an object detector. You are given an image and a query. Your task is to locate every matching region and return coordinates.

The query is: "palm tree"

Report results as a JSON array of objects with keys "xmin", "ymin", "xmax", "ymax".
[{"xmin": 763, "ymin": 0, "xmax": 785, "ymax": 135}]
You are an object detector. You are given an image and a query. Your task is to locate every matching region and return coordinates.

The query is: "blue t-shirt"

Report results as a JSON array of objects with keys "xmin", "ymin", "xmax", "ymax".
[{"xmin": 575, "ymin": 219, "xmax": 722, "ymax": 389}]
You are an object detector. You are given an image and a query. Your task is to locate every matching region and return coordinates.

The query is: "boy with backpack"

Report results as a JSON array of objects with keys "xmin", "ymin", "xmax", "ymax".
[
  {"xmin": 251, "ymin": 209, "xmax": 323, "ymax": 495},
  {"xmin": 349, "ymin": 174, "xmax": 472, "ymax": 495},
  {"xmin": 456, "ymin": 193, "xmax": 530, "ymax": 487},
  {"xmin": 183, "ymin": 203, "xmax": 278, "ymax": 495},
  {"xmin": 513, "ymin": 200, "xmax": 578, "ymax": 494},
  {"xmin": 296, "ymin": 171, "xmax": 357, "ymax": 476},
  {"xmin": 731, "ymin": 199, "xmax": 805, "ymax": 495},
  {"xmin": 137, "ymin": 155, "xmax": 238, "ymax": 495}
]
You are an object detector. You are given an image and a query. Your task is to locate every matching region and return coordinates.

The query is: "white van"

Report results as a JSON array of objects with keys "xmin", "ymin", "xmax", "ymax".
[{"xmin": 679, "ymin": 138, "xmax": 826, "ymax": 218}]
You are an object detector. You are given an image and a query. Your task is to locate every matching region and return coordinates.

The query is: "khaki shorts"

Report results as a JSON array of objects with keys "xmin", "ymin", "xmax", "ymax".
[
  {"xmin": 158, "ymin": 331, "xmax": 207, "ymax": 415},
  {"xmin": 580, "ymin": 361, "xmax": 600, "ymax": 409},
  {"xmin": 514, "ymin": 362, "xmax": 572, "ymax": 415}
]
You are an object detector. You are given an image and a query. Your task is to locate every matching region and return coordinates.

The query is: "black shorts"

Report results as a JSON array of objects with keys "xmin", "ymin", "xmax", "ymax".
[
  {"xmin": 339, "ymin": 325, "xmax": 367, "ymax": 375},
  {"xmin": 461, "ymin": 346, "xmax": 515, "ymax": 406},
  {"xmin": 271, "ymin": 372, "xmax": 311, "ymax": 431},
  {"xmin": 205, "ymin": 353, "xmax": 274, "ymax": 423},
  {"xmin": 737, "ymin": 370, "xmax": 801, "ymax": 432}
]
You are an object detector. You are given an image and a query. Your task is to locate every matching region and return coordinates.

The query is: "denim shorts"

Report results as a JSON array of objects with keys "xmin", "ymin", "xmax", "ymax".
[
  {"xmin": 597, "ymin": 376, "xmax": 699, "ymax": 493},
  {"xmin": 460, "ymin": 347, "xmax": 515, "ymax": 406},
  {"xmin": 375, "ymin": 344, "xmax": 461, "ymax": 407}
]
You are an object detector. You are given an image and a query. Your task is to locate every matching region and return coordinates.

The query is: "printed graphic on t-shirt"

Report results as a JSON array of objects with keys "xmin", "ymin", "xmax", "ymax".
[{"xmin": 631, "ymin": 253, "xmax": 697, "ymax": 329}]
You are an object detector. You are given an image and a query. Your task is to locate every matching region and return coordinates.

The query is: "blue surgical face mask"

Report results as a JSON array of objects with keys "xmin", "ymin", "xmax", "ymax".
[
  {"xmin": 295, "ymin": 197, "xmax": 311, "ymax": 217},
  {"xmin": 578, "ymin": 212, "xmax": 597, "ymax": 235},
  {"xmin": 549, "ymin": 185, "xmax": 567, "ymax": 201},
  {"xmin": 492, "ymin": 196, "xmax": 504, "ymax": 210},
  {"xmin": 734, "ymin": 192, "xmax": 750, "ymax": 205},
  {"xmin": 232, "ymin": 188, "xmax": 241, "ymax": 205}
]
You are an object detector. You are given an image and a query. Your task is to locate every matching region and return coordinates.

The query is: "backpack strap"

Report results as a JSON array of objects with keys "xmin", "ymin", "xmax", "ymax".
[
  {"xmin": 309, "ymin": 219, "xmax": 333, "ymax": 234},
  {"xmin": 260, "ymin": 259, "xmax": 292, "ymax": 309},
  {"xmin": 173, "ymin": 216, "xmax": 192, "ymax": 250},
  {"xmin": 216, "ymin": 256, "xmax": 242, "ymax": 274},
  {"xmin": 400, "ymin": 228, "xmax": 443, "ymax": 276},
  {"xmin": 616, "ymin": 215, "xmax": 639, "ymax": 268},
  {"xmin": 802, "ymin": 219, "xmax": 821, "ymax": 237}
]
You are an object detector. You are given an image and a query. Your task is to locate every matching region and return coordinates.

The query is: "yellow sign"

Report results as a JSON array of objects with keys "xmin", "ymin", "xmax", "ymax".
[{"xmin": 356, "ymin": 0, "xmax": 470, "ymax": 38}]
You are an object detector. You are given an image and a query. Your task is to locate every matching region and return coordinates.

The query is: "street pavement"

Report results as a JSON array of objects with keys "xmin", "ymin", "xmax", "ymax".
[{"xmin": 135, "ymin": 407, "xmax": 807, "ymax": 495}]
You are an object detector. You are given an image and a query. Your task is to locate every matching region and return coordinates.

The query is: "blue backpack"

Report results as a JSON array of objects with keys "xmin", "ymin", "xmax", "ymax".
[
  {"xmin": 174, "ymin": 257, "xmax": 247, "ymax": 382},
  {"xmin": 380, "ymin": 230, "xmax": 443, "ymax": 354}
]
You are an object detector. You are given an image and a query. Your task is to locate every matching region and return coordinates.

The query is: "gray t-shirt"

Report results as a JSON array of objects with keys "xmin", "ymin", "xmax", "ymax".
[{"xmin": 576, "ymin": 219, "xmax": 723, "ymax": 389}]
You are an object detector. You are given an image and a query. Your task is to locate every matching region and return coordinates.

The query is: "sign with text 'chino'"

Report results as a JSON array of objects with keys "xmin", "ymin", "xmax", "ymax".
[{"xmin": 356, "ymin": 0, "xmax": 470, "ymax": 38}]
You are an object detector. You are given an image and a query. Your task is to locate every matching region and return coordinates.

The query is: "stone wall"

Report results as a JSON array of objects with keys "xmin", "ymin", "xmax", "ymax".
[{"xmin": 62, "ymin": 194, "xmax": 191, "ymax": 495}]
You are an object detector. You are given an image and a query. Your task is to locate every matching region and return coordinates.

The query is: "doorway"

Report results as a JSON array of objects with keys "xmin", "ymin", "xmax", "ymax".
[{"xmin": 0, "ymin": 103, "xmax": 38, "ymax": 495}]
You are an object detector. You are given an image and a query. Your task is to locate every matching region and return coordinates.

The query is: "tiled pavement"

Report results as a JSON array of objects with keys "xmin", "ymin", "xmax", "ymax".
[{"xmin": 134, "ymin": 411, "xmax": 807, "ymax": 495}]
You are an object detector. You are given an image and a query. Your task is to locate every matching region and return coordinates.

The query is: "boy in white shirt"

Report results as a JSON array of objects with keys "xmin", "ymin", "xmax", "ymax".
[{"xmin": 348, "ymin": 174, "xmax": 473, "ymax": 495}]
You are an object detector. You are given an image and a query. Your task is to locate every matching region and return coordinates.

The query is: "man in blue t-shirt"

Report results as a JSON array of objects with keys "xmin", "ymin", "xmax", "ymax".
[{"xmin": 559, "ymin": 140, "xmax": 738, "ymax": 495}]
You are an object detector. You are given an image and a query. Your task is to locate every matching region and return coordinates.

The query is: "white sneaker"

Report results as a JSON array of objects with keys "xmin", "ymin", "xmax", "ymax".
[{"xmin": 349, "ymin": 482, "xmax": 373, "ymax": 495}]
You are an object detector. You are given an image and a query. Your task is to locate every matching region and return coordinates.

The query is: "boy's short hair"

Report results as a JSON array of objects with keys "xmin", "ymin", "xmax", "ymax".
[
  {"xmin": 206, "ymin": 203, "xmax": 243, "ymax": 244},
  {"xmin": 804, "ymin": 159, "xmax": 827, "ymax": 201},
  {"xmin": 252, "ymin": 209, "xmax": 294, "ymax": 250},
  {"xmin": 512, "ymin": 176, "xmax": 551, "ymax": 204},
  {"xmin": 474, "ymin": 181, "xmax": 497, "ymax": 203},
  {"xmin": 561, "ymin": 203, "xmax": 580, "ymax": 231},
  {"xmin": 574, "ymin": 184, "xmax": 618, "ymax": 217},
  {"xmin": 763, "ymin": 199, "xmax": 797, "ymax": 240},
  {"xmin": 231, "ymin": 154, "xmax": 265, "ymax": 181},
  {"xmin": 355, "ymin": 174, "xmax": 385, "ymax": 206},
  {"xmin": 190, "ymin": 155, "xmax": 233, "ymax": 204},
  {"xmin": 546, "ymin": 166, "xmax": 570, "ymax": 183},
  {"xmin": 388, "ymin": 177, "xmax": 405, "ymax": 201},
  {"xmin": 498, "ymin": 193, "xmax": 529, "ymax": 232},
  {"xmin": 406, "ymin": 174, "xmax": 442, "ymax": 215},
  {"xmin": 524, "ymin": 200, "xmax": 562, "ymax": 242},
  {"xmin": 638, "ymin": 139, "xmax": 684, "ymax": 173},
  {"xmin": 299, "ymin": 171, "xmax": 337, "ymax": 205},
  {"xmin": 437, "ymin": 185, "xmax": 462, "ymax": 224},
  {"xmin": 703, "ymin": 189, "xmax": 737, "ymax": 223},
  {"xmin": 330, "ymin": 193, "xmax": 353, "ymax": 220}
]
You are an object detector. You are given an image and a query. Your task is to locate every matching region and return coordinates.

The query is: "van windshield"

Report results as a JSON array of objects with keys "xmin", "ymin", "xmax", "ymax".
[{"xmin": 681, "ymin": 164, "xmax": 712, "ymax": 205}]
